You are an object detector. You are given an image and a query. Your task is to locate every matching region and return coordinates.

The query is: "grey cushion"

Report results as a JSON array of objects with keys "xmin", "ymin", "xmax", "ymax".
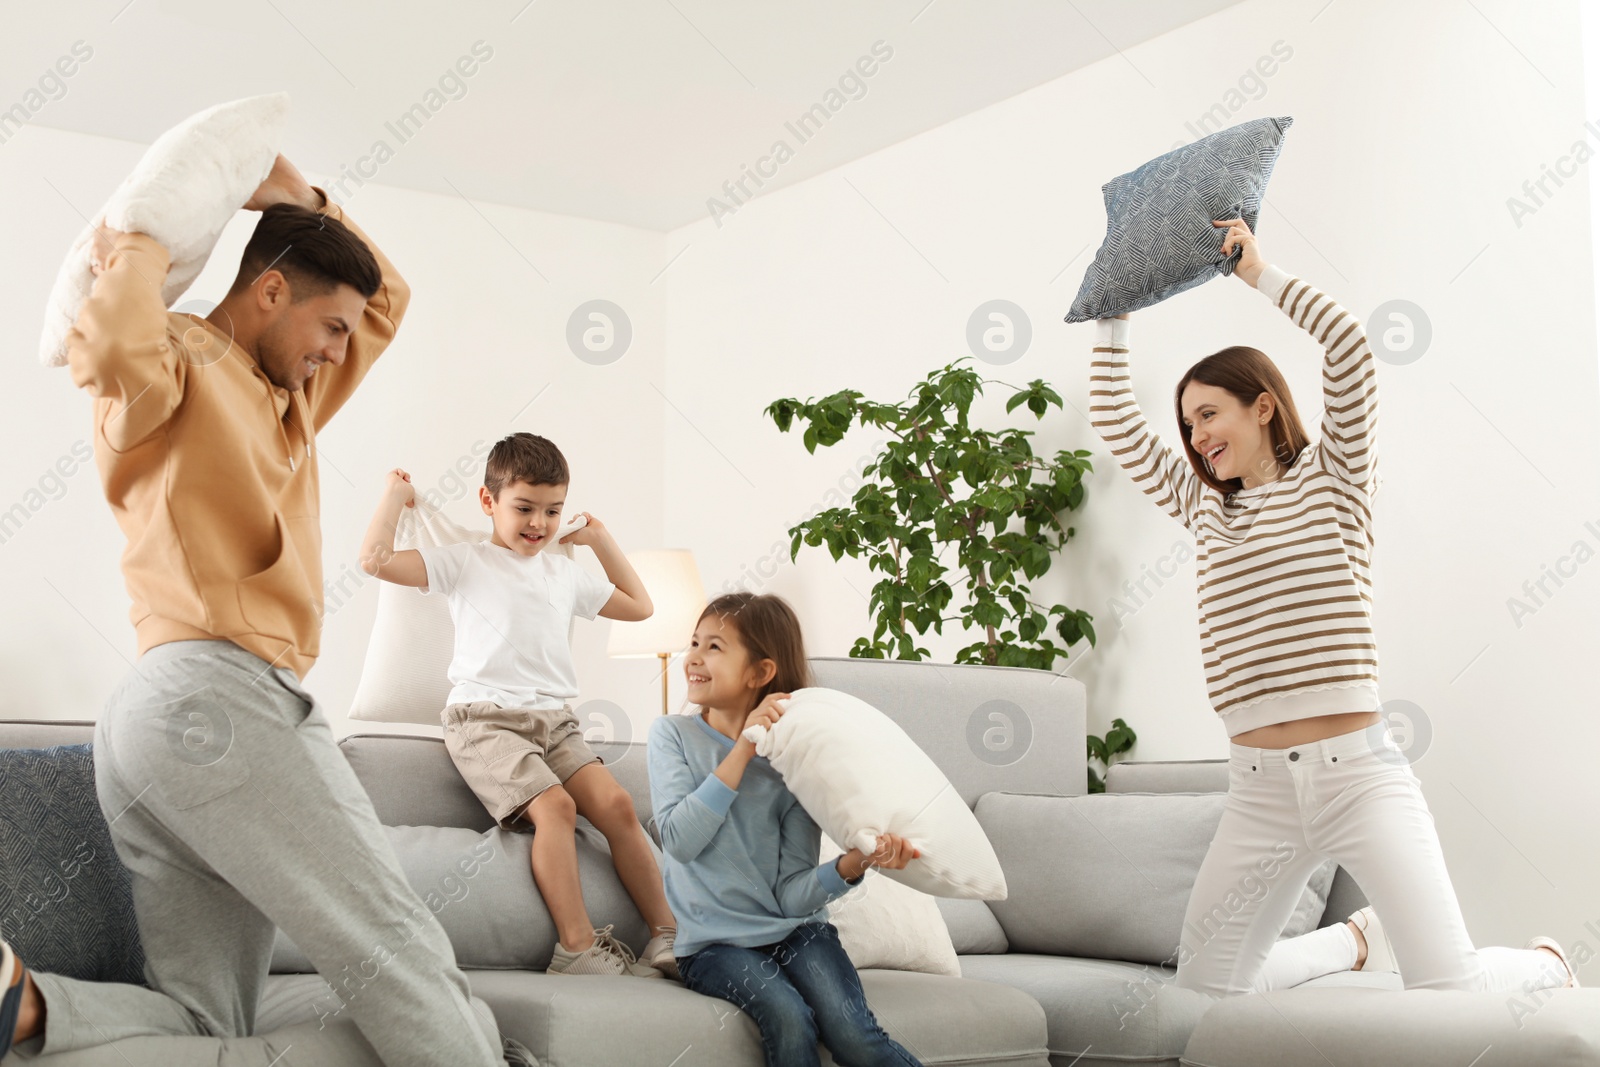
[
  {"xmin": 1065, "ymin": 116, "xmax": 1293, "ymax": 323},
  {"xmin": 808, "ymin": 657, "xmax": 1086, "ymax": 806},
  {"xmin": 463, "ymin": 966, "xmax": 1050, "ymax": 1067},
  {"xmin": 938, "ymin": 896, "xmax": 1009, "ymax": 955},
  {"xmin": 339, "ymin": 732, "xmax": 652, "ymax": 831},
  {"xmin": 1181, "ymin": 986, "xmax": 1600, "ymax": 1067},
  {"xmin": 0, "ymin": 743, "xmax": 148, "ymax": 987},
  {"xmin": 975, "ymin": 792, "xmax": 1335, "ymax": 966},
  {"xmin": 271, "ymin": 823, "xmax": 653, "ymax": 973},
  {"xmin": 958, "ymin": 953, "xmax": 1214, "ymax": 1067}
]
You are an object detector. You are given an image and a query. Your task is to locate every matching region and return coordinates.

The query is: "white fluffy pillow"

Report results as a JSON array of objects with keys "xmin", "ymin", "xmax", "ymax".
[
  {"xmin": 346, "ymin": 495, "xmax": 575, "ymax": 726},
  {"xmin": 820, "ymin": 833, "xmax": 959, "ymax": 977},
  {"xmin": 743, "ymin": 687, "xmax": 1007, "ymax": 901},
  {"xmin": 39, "ymin": 92, "xmax": 290, "ymax": 367}
]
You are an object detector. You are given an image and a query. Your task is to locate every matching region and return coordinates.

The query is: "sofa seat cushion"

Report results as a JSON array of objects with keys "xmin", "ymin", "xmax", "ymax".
[
  {"xmin": 1180, "ymin": 986, "xmax": 1600, "ymax": 1067},
  {"xmin": 958, "ymin": 953, "xmax": 1214, "ymax": 1067},
  {"xmin": 461, "ymin": 967, "xmax": 1050, "ymax": 1067}
]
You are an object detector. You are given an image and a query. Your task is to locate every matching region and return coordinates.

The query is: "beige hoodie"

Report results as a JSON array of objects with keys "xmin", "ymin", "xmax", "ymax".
[{"xmin": 66, "ymin": 188, "xmax": 409, "ymax": 680}]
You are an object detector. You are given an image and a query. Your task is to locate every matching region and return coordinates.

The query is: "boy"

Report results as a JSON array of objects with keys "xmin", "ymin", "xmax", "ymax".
[{"xmin": 360, "ymin": 432, "xmax": 680, "ymax": 978}]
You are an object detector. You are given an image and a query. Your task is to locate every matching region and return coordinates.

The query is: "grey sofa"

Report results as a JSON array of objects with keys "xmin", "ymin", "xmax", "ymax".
[{"xmin": 4, "ymin": 656, "xmax": 1597, "ymax": 1067}]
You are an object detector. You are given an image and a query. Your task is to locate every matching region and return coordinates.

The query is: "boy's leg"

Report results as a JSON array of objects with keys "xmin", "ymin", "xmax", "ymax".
[
  {"xmin": 562, "ymin": 760, "xmax": 675, "ymax": 933},
  {"xmin": 88, "ymin": 640, "xmax": 504, "ymax": 1067},
  {"xmin": 678, "ymin": 942, "xmax": 821, "ymax": 1067},
  {"xmin": 775, "ymin": 922, "xmax": 923, "ymax": 1067},
  {"xmin": 442, "ymin": 701, "xmax": 596, "ymax": 952}
]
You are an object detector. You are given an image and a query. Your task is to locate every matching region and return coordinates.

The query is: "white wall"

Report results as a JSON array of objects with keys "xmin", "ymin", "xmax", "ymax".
[
  {"xmin": 659, "ymin": 0, "xmax": 1600, "ymax": 946},
  {"xmin": 0, "ymin": 123, "xmax": 669, "ymax": 745}
]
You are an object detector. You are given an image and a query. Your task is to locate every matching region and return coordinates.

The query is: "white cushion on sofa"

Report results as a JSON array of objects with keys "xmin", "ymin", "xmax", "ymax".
[
  {"xmin": 347, "ymin": 495, "xmax": 575, "ymax": 726},
  {"xmin": 40, "ymin": 92, "xmax": 290, "ymax": 367},
  {"xmin": 744, "ymin": 686, "xmax": 1007, "ymax": 901},
  {"xmin": 820, "ymin": 833, "xmax": 960, "ymax": 977},
  {"xmin": 270, "ymin": 823, "xmax": 652, "ymax": 972}
]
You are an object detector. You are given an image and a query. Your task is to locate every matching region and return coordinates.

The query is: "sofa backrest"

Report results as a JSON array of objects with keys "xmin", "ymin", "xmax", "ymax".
[
  {"xmin": 0, "ymin": 656, "xmax": 1087, "ymax": 833},
  {"xmin": 1107, "ymin": 758, "xmax": 1369, "ymax": 929}
]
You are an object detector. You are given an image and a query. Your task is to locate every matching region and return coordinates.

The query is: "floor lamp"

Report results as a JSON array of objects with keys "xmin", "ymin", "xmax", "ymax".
[{"xmin": 605, "ymin": 549, "xmax": 707, "ymax": 716}]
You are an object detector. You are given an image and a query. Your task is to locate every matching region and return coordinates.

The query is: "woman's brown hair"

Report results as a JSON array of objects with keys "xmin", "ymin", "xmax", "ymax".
[
  {"xmin": 694, "ymin": 592, "xmax": 813, "ymax": 708},
  {"xmin": 1174, "ymin": 346, "xmax": 1311, "ymax": 494}
]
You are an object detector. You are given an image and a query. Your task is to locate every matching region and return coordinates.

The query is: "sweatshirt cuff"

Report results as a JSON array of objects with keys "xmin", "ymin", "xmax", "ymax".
[
  {"xmin": 693, "ymin": 774, "xmax": 737, "ymax": 817},
  {"xmin": 815, "ymin": 858, "xmax": 855, "ymax": 897},
  {"xmin": 1093, "ymin": 316, "xmax": 1130, "ymax": 349},
  {"xmin": 1256, "ymin": 263, "xmax": 1292, "ymax": 304}
]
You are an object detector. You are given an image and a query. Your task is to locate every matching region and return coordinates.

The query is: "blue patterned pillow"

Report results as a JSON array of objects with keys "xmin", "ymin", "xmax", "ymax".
[
  {"xmin": 0, "ymin": 744, "xmax": 147, "ymax": 985},
  {"xmin": 1065, "ymin": 116, "xmax": 1293, "ymax": 323}
]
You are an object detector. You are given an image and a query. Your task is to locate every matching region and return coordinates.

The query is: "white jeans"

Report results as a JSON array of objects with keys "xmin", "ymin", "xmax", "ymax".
[{"xmin": 1175, "ymin": 721, "xmax": 1568, "ymax": 997}]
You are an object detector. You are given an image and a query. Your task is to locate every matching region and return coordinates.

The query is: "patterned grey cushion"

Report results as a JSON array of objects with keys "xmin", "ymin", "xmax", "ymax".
[
  {"xmin": 0, "ymin": 744, "xmax": 147, "ymax": 985},
  {"xmin": 1065, "ymin": 116, "xmax": 1293, "ymax": 323}
]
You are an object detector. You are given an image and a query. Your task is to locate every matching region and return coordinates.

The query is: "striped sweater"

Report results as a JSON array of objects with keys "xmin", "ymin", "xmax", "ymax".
[{"xmin": 1089, "ymin": 265, "xmax": 1381, "ymax": 735}]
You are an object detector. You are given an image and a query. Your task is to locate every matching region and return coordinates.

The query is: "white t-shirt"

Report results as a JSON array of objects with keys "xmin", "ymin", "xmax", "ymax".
[{"xmin": 416, "ymin": 540, "xmax": 616, "ymax": 710}]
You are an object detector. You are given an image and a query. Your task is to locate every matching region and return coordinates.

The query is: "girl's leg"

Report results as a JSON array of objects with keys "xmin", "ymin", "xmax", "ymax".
[
  {"xmin": 776, "ymin": 922, "xmax": 923, "ymax": 1067},
  {"xmin": 1250, "ymin": 920, "xmax": 1360, "ymax": 992},
  {"xmin": 1174, "ymin": 747, "xmax": 1329, "ymax": 998},
  {"xmin": 678, "ymin": 942, "xmax": 821, "ymax": 1067},
  {"xmin": 1303, "ymin": 724, "xmax": 1567, "ymax": 994}
]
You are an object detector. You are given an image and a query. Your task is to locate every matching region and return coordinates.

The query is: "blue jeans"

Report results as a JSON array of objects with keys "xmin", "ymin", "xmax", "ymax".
[{"xmin": 677, "ymin": 921, "xmax": 923, "ymax": 1067}]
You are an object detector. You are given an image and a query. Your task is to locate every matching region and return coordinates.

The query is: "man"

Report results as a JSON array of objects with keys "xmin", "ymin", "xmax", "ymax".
[{"xmin": 0, "ymin": 155, "xmax": 525, "ymax": 1066}]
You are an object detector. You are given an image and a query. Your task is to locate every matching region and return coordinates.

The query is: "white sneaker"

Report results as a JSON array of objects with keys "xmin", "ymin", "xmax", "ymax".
[
  {"xmin": 1527, "ymin": 936, "xmax": 1580, "ymax": 988},
  {"xmin": 1347, "ymin": 906, "xmax": 1398, "ymax": 973},
  {"xmin": 547, "ymin": 924, "xmax": 661, "ymax": 978},
  {"xmin": 642, "ymin": 925, "xmax": 678, "ymax": 980}
]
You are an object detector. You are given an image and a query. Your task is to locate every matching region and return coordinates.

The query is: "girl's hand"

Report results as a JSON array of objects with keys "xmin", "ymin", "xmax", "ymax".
[
  {"xmin": 741, "ymin": 692, "xmax": 792, "ymax": 736},
  {"xmin": 559, "ymin": 511, "xmax": 604, "ymax": 546},
  {"xmin": 385, "ymin": 468, "xmax": 416, "ymax": 508},
  {"xmin": 864, "ymin": 832, "xmax": 920, "ymax": 871},
  {"xmin": 1214, "ymin": 217, "xmax": 1265, "ymax": 288}
]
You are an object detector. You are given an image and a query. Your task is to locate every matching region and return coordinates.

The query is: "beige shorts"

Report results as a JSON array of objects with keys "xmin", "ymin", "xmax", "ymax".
[{"xmin": 440, "ymin": 700, "xmax": 601, "ymax": 831}]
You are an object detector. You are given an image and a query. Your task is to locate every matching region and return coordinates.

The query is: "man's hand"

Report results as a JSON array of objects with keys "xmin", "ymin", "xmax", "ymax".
[
  {"xmin": 244, "ymin": 154, "xmax": 322, "ymax": 212},
  {"xmin": 1214, "ymin": 217, "xmax": 1265, "ymax": 288},
  {"xmin": 88, "ymin": 217, "xmax": 129, "ymax": 277}
]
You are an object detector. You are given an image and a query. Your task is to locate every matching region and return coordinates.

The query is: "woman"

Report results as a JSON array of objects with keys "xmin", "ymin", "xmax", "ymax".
[{"xmin": 1087, "ymin": 217, "xmax": 1577, "ymax": 996}]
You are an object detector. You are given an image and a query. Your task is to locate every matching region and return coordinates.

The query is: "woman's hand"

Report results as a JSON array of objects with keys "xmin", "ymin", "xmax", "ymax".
[
  {"xmin": 1214, "ymin": 217, "xmax": 1265, "ymax": 288},
  {"xmin": 385, "ymin": 468, "xmax": 416, "ymax": 508},
  {"xmin": 741, "ymin": 692, "xmax": 792, "ymax": 736}
]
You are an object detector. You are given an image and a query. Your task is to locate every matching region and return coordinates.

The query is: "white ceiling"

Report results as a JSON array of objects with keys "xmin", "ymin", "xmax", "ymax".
[{"xmin": 10, "ymin": 0, "xmax": 1240, "ymax": 231}]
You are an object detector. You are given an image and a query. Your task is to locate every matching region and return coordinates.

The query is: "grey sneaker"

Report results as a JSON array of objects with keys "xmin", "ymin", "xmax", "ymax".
[
  {"xmin": 642, "ymin": 925, "xmax": 679, "ymax": 980},
  {"xmin": 547, "ymin": 924, "xmax": 661, "ymax": 978}
]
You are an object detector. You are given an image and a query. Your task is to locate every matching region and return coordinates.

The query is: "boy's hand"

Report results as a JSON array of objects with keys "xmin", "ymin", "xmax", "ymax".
[
  {"xmin": 559, "ymin": 511, "xmax": 604, "ymax": 546},
  {"xmin": 742, "ymin": 693, "xmax": 791, "ymax": 736},
  {"xmin": 1214, "ymin": 217, "xmax": 1265, "ymax": 288},
  {"xmin": 244, "ymin": 154, "xmax": 322, "ymax": 212},
  {"xmin": 385, "ymin": 468, "xmax": 416, "ymax": 508}
]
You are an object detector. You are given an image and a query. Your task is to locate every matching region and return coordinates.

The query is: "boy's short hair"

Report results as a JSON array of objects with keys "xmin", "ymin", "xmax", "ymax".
[{"xmin": 485, "ymin": 433, "xmax": 569, "ymax": 499}]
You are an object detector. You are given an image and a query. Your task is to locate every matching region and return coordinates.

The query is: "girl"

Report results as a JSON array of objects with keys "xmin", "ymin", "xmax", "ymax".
[
  {"xmin": 647, "ymin": 592, "xmax": 925, "ymax": 1067},
  {"xmin": 1087, "ymin": 216, "xmax": 1578, "ymax": 996}
]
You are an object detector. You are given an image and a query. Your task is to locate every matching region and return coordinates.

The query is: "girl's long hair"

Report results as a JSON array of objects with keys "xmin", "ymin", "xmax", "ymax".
[
  {"xmin": 694, "ymin": 592, "xmax": 813, "ymax": 709},
  {"xmin": 1174, "ymin": 346, "xmax": 1311, "ymax": 494}
]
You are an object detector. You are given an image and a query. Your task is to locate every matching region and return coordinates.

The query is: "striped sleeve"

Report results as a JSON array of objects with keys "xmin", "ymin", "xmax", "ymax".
[
  {"xmin": 1259, "ymin": 266, "xmax": 1378, "ymax": 493},
  {"xmin": 1088, "ymin": 317, "xmax": 1205, "ymax": 531}
]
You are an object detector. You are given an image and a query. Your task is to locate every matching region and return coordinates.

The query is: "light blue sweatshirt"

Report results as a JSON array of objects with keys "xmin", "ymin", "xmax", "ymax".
[{"xmin": 647, "ymin": 712, "xmax": 859, "ymax": 957}]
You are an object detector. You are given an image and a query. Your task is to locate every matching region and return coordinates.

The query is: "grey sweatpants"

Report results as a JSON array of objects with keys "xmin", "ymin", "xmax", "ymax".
[{"xmin": 15, "ymin": 639, "xmax": 505, "ymax": 1067}]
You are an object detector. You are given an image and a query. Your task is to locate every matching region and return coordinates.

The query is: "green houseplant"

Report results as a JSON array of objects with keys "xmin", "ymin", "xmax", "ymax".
[{"xmin": 764, "ymin": 356, "xmax": 1096, "ymax": 669}]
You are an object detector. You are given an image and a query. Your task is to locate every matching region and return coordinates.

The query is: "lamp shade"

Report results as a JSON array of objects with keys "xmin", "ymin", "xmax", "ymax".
[{"xmin": 605, "ymin": 549, "xmax": 707, "ymax": 658}]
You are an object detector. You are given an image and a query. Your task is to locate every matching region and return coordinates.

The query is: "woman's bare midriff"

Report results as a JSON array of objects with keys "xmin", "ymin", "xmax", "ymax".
[{"xmin": 1231, "ymin": 711, "xmax": 1381, "ymax": 750}]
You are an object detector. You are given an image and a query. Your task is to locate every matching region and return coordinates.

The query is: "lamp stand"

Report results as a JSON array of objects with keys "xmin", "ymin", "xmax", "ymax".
[{"xmin": 658, "ymin": 651, "xmax": 670, "ymax": 716}]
